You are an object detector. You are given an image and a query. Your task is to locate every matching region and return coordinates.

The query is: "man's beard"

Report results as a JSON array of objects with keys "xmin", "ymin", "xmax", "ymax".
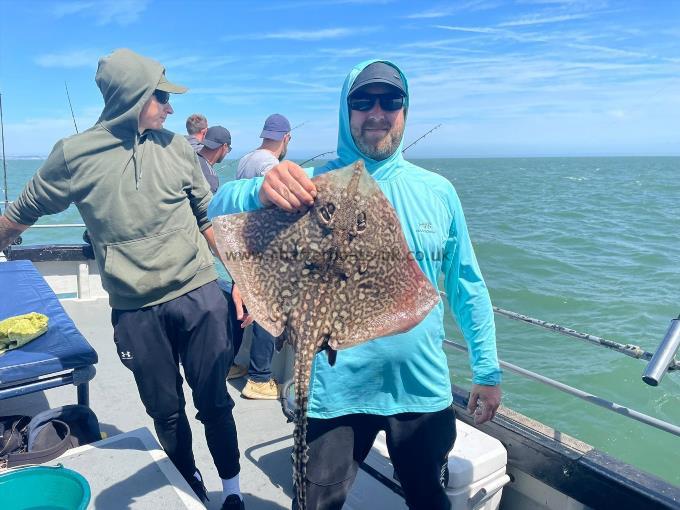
[
  {"xmin": 351, "ymin": 119, "xmax": 404, "ymax": 161},
  {"xmin": 279, "ymin": 145, "xmax": 287, "ymax": 161}
]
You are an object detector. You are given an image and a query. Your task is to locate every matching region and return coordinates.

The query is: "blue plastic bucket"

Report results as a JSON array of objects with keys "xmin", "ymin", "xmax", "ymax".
[{"xmin": 0, "ymin": 465, "xmax": 91, "ymax": 510}]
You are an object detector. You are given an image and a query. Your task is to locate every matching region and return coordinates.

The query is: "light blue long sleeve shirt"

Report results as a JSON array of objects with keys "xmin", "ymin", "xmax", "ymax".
[{"xmin": 208, "ymin": 59, "xmax": 501, "ymax": 418}]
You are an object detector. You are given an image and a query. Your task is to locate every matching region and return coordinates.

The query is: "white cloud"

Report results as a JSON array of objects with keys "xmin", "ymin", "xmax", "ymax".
[
  {"xmin": 517, "ymin": 0, "xmax": 604, "ymax": 5},
  {"xmin": 434, "ymin": 25, "xmax": 501, "ymax": 34},
  {"xmin": 318, "ymin": 47, "xmax": 367, "ymax": 57},
  {"xmin": 404, "ymin": 8, "xmax": 458, "ymax": 19},
  {"xmin": 12, "ymin": 0, "xmax": 679, "ymax": 157},
  {"xmin": 271, "ymin": 78, "xmax": 338, "ymax": 93},
  {"xmin": 52, "ymin": 1, "xmax": 94, "ymax": 16},
  {"xmin": 255, "ymin": 0, "xmax": 393, "ymax": 10},
  {"xmin": 499, "ymin": 13, "xmax": 591, "ymax": 27},
  {"xmin": 52, "ymin": 0, "xmax": 150, "ymax": 26},
  {"xmin": 35, "ymin": 50, "xmax": 100, "ymax": 69},
  {"xmin": 5, "ymin": 114, "xmax": 96, "ymax": 157},
  {"xmin": 221, "ymin": 27, "xmax": 379, "ymax": 43},
  {"xmin": 403, "ymin": 1, "xmax": 499, "ymax": 19},
  {"xmin": 8, "ymin": 116, "xmax": 73, "ymax": 134},
  {"xmin": 262, "ymin": 28, "xmax": 374, "ymax": 41},
  {"xmin": 399, "ymin": 39, "xmax": 488, "ymax": 52},
  {"xmin": 566, "ymin": 43, "xmax": 651, "ymax": 59},
  {"xmin": 161, "ymin": 55, "xmax": 240, "ymax": 71}
]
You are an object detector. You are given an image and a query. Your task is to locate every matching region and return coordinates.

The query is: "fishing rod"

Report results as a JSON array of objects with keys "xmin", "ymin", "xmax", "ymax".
[
  {"xmin": 0, "ymin": 93, "xmax": 8, "ymax": 214},
  {"xmin": 299, "ymin": 124, "xmax": 442, "ymax": 166},
  {"xmin": 291, "ymin": 121, "xmax": 308, "ymax": 131},
  {"xmin": 300, "ymin": 151, "xmax": 335, "ymax": 166},
  {"xmin": 402, "ymin": 123, "xmax": 442, "ymax": 153},
  {"xmin": 65, "ymin": 82, "xmax": 79, "ymax": 134}
]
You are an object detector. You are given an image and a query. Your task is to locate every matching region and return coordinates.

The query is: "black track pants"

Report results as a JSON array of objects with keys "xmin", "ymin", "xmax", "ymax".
[
  {"xmin": 294, "ymin": 405, "xmax": 456, "ymax": 510},
  {"xmin": 112, "ymin": 281, "xmax": 240, "ymax": 481}
]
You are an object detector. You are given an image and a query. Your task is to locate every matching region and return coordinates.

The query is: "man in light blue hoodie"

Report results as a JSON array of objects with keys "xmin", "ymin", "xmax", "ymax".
[{"xmin": 209, "ymin": 60, "xmax": 502, "ymax": 510}]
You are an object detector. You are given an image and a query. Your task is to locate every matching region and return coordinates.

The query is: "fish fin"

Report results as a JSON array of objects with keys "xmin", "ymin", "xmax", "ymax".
[{"xmin": 213, "ymin": 210, "xmax": 304, "ymax": 337}]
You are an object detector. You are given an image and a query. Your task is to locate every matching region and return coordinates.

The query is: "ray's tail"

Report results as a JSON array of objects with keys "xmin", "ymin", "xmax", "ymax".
[{"xmin": 292, "ymin": 345, "xmax": 313, "ymax": 510}]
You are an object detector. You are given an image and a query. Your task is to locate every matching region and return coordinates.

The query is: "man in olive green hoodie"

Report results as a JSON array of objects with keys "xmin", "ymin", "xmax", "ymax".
[{"xmin": 0, "ymin": 49, "xmax": 244, "ymax": 509}]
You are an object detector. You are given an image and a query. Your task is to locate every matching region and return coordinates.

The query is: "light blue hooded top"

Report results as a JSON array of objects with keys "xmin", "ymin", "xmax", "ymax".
[{"xmin": 209, "ymin": 60, "xmax": 501, "ymax": 418}]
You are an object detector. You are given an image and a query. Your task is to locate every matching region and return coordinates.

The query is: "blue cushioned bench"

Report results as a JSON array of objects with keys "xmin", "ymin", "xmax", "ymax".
[{"xmin": 0, "ymin": 260, "xmax": 98, "ymax": 405}]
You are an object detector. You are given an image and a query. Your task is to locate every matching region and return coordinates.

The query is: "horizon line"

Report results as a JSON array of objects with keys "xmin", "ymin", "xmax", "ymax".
[{"xmin": 4, "ymin": 153, "xmax": 680, "ymax": 161}]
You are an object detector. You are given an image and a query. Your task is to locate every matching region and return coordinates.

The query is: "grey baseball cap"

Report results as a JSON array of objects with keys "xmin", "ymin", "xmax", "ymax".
[
  {"xmin": 202, "ymin": 126, "xmax": 231, "ymax": 149},
  {"xmin": 156, "ymin": 72, "xmax": 187, "ymax": 94},
  {"xmin": 260, "ymin": 113, "xmax": 291, "ymax": 141},
  {"xmin": 348, "ymin": 62, "xmax": 406, "ymax": 97}
]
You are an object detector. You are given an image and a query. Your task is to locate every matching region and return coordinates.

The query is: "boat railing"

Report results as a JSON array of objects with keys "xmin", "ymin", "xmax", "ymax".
[
  {"xmin": 27, "ymin": 224, "xmax": 86, "ymax": 229},
  {"xmin": 285, "ymin": 303, "xmax": 680, "ymax": 440},
  {"xmin": 278, "ymin": 311, "xmax": 680, "ymax": 438},
  {"xmin": 492, "ymin": 307, "xmax": 679, "ymax": 372},
  {"xmin": 4, "ymin": 222, "xmax": 87, "ymax": 248},
  {"xmin": 6, "ymin": 229, "xmax": 680, "ymax": 439},
  {"xmin": 444, "ymin": 305, "xmax": 680, "ymax": 438},
  {"xmin": 444, "ymin": 339, "xmax": 680, "ymax": 438}
]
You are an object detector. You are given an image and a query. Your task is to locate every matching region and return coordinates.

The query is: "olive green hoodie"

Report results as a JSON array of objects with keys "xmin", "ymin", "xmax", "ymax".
[{"xmin": 6, "ymin": 49, "xmax": 217, "ymax": 309}]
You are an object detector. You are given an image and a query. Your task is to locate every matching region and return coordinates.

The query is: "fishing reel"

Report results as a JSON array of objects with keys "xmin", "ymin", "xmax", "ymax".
[{"xmin": 0, "ymin": 235, "xmax": 21, "ymax": 257}]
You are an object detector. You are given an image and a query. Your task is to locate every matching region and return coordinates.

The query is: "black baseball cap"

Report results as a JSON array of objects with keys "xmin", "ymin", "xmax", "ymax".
[
  {"xmin": 202, "ymin": 126, "xmax": 231, "ymax": 149},
  {"xmin": 348, "ymin": 62, "xmax": 406, "ymax": 97}
]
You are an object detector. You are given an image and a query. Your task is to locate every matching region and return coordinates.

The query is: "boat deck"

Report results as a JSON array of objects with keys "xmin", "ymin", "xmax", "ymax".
[
  {"xmin": 2, "ymin": 297, "xmax": 302, "ymax": 510},
  {"xmin": 4, "ymin": 292, "xmax": 677, "ymax": 509}
]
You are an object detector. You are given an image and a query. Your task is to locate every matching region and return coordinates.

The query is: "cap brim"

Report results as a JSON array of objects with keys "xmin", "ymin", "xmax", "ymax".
[
  {"xmin": 349, "ymin": 78, "xmax": 405, "ymax": 97},
  {"xmin": 202, "ymin": 139, "xmax": 222, "ymax": 150},
  {"xmin": 156, "ymin": 75, "xmax": 188, "ymax": 94},
  {"xmin": 260, "ymin": 129, "xmax": 286, "ymax": 141}
]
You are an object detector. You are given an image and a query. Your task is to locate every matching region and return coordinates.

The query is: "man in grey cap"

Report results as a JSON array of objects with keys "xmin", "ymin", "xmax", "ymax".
[
  {"xmin": 185, "ymin": 113, "xmax": 208, "ymax": 152},
  {"xmin": 235, "ymin": 113, "xmax": 291, "ymax": 179},
  {"xmin": 198, "ymin": 126, "xmax": 231, "ymax": 193},
  {"xmin": 0, "ymin": 49, "xmax": 245, "ymax": 510},
  {"xmin": 227, "ymin": 113, "xmax": 292, "ymax": 400}
]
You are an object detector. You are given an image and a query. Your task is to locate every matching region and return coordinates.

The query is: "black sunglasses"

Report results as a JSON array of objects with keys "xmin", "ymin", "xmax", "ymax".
[
  {"xmin": 153, "ymin": 89, "xmax": 170, "ymax": 105},
  {"xmin": 348, "ymin": 93, "xmax": 404, "ymax": 112}
]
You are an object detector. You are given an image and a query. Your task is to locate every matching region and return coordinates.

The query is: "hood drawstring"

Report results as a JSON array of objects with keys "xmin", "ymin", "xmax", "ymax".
[
  {"xmin": 133, "ymin": 138, "xmax": 139, "ymax": 190},
  {"xmin": 132, "ymin": 132, "xmax": 148, "ymax": 190}
]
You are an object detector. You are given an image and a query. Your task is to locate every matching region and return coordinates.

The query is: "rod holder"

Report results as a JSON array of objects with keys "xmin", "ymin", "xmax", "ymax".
[{"xmin": 642, "ymin": 318, "xmax": 680, "ymax": 386}]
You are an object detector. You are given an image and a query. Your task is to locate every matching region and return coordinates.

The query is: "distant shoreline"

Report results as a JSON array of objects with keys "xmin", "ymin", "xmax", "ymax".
[{"xmin": 4, "ymin": 154, "xmax": 680, "ymax": 161}]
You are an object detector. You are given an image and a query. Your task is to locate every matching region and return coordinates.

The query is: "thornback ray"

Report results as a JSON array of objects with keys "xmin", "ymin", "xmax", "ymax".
[{"xmin": 213, "ymin": 159, "xmax": 440, "ymax": 510}]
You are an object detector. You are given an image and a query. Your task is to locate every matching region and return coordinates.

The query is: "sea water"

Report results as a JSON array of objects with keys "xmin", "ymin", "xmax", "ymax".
[{"xmin": 3, "ymin": 156, "xmax": 679, "ymax": 485}]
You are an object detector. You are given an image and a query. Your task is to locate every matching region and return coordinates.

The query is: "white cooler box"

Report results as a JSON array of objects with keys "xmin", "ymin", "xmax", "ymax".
[{"xmin": 348, "ymin": 419, "xmax": 510, "ymax": 510}]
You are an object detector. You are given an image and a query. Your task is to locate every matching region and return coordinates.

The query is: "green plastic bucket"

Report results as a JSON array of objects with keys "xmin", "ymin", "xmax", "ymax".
[{"xmin": 0, "ymin": 465, "xmax": 91, "ymax": 510}]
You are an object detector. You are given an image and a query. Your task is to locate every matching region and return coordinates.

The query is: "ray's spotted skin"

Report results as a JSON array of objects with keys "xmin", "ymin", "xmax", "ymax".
[{"xmin": 213, "ymin": 160, "xmax": 440, "ymax": 509}]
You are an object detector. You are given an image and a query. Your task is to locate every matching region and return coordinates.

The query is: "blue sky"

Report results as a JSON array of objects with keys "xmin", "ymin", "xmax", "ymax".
[{"xmin": 1, "ymin": 0, "xmax": 679, "ymax": 158}]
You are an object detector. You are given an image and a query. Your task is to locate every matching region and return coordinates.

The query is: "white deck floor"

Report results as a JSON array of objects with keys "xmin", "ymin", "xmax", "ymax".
[{"xmin": 1, "ymin": 297, "xmax": 296, "ymax": 510}]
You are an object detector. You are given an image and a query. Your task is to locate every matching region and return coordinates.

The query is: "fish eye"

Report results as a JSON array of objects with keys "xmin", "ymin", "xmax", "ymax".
[
  {"xmin": 356, "ymin": 212, "xmax": 366, "ymax": 232},
  {"xmin": 320, "ymin": 203, "xmax": 336, "ymax": 222}
]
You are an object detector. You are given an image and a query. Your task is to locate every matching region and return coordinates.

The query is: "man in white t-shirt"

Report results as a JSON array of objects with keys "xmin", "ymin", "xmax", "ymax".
[
  {"xmin": 236, "ymin": 114, "xmax": 291, "ymax": 179},
  {"xmin": 230, "ymin": 113, "xmax": 291, "ymax": 400}
]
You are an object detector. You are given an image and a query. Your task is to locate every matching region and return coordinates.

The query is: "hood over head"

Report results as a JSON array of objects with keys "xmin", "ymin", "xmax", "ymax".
[
  {"xmin": 322, "ymin": 59, "xmax": 409, "ymax": 179},
  {"xmin": 95, "ymin": 48, "xmax": 185, "ymax": 138}
]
